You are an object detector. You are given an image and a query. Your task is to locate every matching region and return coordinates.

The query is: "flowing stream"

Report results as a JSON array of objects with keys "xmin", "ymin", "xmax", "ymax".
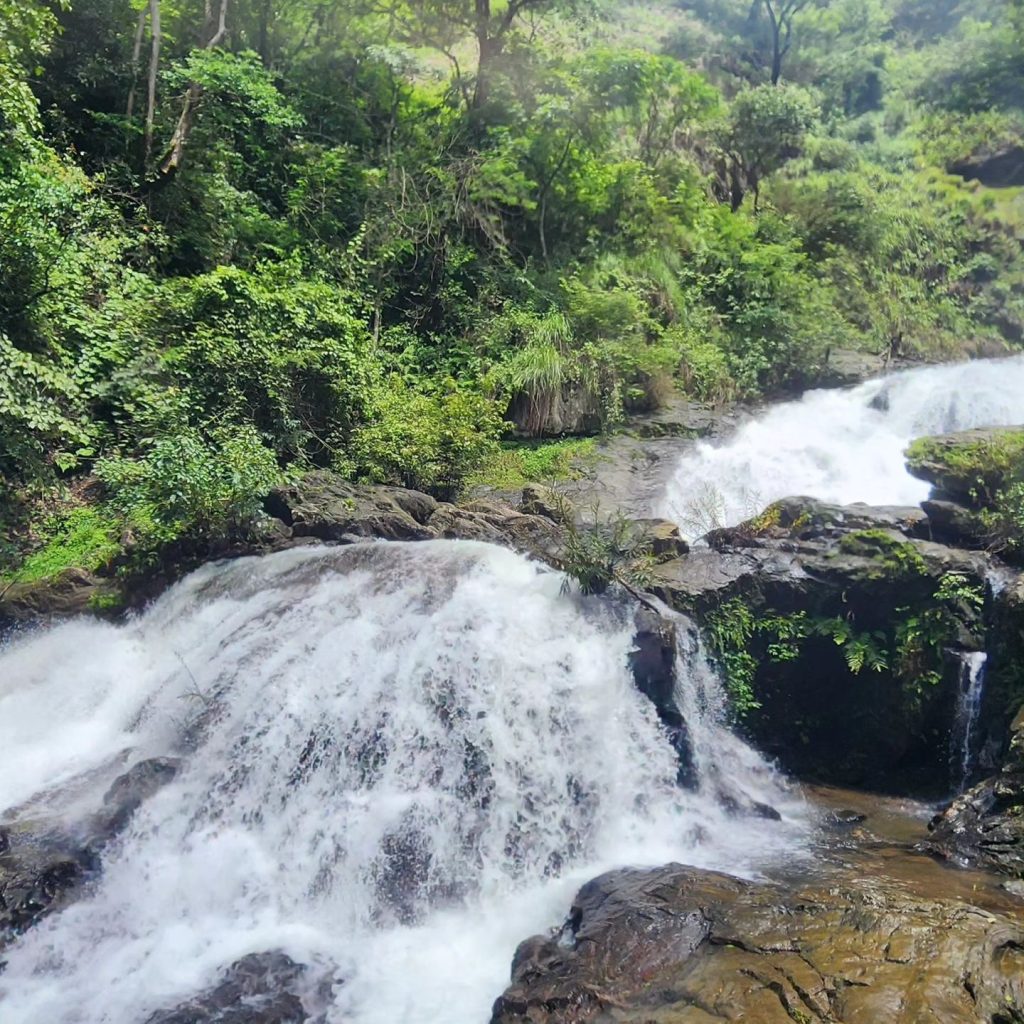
[
  {"xmin": 0, "ymin": 541, "xmax": 806, "ymax": 1024},
  {"xmin": 662, "ymin": 354, "xmax": 1024, "ymax": 537}
]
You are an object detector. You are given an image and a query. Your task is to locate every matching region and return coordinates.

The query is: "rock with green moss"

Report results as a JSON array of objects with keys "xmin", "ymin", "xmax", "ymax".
[
  {"xmin": 906, "ymin": 426, "xmax": 1024, "ymax": 507},
  {"xmin": 651, "ymin": 496, "xmax": 997, "ymax": 795}
]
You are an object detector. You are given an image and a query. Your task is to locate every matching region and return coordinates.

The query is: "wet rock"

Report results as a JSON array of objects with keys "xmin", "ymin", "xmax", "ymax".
[
  {"xmin": 96, "ymin": 757, "xmax": 181, "ymax": 839},
  {"xmin": 920, "ymin": 498, "xmax": 989, "ymax": 547},
  {"xmin": 905, "ymin": 425, "xmax": 1024, "ymax": 507},
  {"xmin": 631, "ymin": 395, "xmax": 731, "ymax": 440},
  {"xmin": 269, "ymin": 472, "xmax": 436, "ymax": 543},
  {"xmin": 0, "ymin": 756, "xmax": 181, "ymax": 947},
  {"xmin": 491, "ymin": 863, "xmax": 1024, "ymax": 1023},
  {"xmin": 829, "ymin": 808, "xmax": 868, "ymax": 826},
  {"xmin": 652, "ymin": 495, "xmax": 996, "ymax": 795},
  {"xmin": 266, "ymin": 473, "xmax": 566, "ymax": 567},
  {"xmin": 426, "ymin": 503, "xmax": 563, "ymax": 564},
  {"xmin": 519, "ymin": 484, "xmax": 573, "ymax": 525},
  {"xmin": 927, "ymin": 702, "xmax": 1024, "ymax": 876},
  {"xmin": 0, "ymin": 567, "xmax": 110, "ymax": 623},
  {"xmin": 144, "ymin": 952, "xmax": 309, "ymax": 1024},
  {"xmin": 628, "ymin": 609, "xmax": 696, "ymax": 788},
  {"xmin": 0, "ymin": 831, "xmax": 91, "ymax": 943}
]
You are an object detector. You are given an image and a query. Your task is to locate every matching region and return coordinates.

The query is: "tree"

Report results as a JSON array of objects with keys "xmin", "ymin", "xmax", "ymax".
[
  {"xmin": 395, "ymin": 0, "xmax": 587, "ymax": 111},
  {"xmin": 762, "ymin": 0, "xmax": 811, "ymax": 85},
  {"xmin": 717, "ymin": 83, "xmax": 816, "ymax": 210},
  {"xmin": 0, "ymin": 0, "xmax": 66, "ymax": 144}
]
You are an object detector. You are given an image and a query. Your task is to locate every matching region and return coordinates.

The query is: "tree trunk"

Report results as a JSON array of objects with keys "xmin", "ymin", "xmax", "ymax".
[
  {"xmin": 208, "ymin": 0, "xmax": 229, "ymax": 47},
  {"xmin": 125, "ymin": 6, "xmax": 147, "ymax": 121},
  {"xmin": 765, "ymin": 1, "xmax": 783, "ymax": 85},
  {"xmin": 143, "ymin": 0, "xmax": 161, "ymax": 164},
  {"xmin": 258, "ymin": 0, "xmax": 272, "ymax": 66},
  {"xmin": 155, "ymin": 0, "xmax": 228, "ymax": 180}
]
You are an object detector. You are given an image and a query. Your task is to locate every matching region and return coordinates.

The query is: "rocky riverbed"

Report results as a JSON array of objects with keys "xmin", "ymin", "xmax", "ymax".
[{"xmin": 2, "ymin": 407, "xmax": 1024, "ymax": 1022}]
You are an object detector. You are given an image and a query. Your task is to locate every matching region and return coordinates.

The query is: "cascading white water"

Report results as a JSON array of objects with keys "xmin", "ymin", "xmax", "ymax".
[
  {"xmin": 0, "ymin": 541, "xmax": 805, "ymax": 1024},
  {"xmin": 662, "ymin": 354, "xmax": 1024, "ymax": 537},
  {"xmin": 950, "ymin": 651, "xmax": 988, "ymax": 794}
]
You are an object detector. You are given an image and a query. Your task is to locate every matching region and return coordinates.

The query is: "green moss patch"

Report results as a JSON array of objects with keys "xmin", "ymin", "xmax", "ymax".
[
  {"xmin": 906, "ymin": 428, "xmax": 1024, "ymax": 506},
  {"xmin": 4, "ymin": 507, "xmax": 120, "ymax": 585},
  {"xmin": 469, "ymin": 438, "xmax": 598, "ymax": 491}
]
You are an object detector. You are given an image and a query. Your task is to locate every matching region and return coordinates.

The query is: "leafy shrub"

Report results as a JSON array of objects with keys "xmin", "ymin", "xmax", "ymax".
[
  {"xmin": 352, "ymin": 380, "xmax": 502, "ymax": 500},
  {"xmin": 559, "ymin": 513, "xmax": 656, "ymax": 597},
  {"xmin": 161, "ymin": 266, "xmax": 377, "ymax": 463},
  {"xmin": 668, "ymin": 323, "xmax": 736, "ymax": 404},
  {"xmin": 985, "ymin": 480, "xmax": 1024, "ymax": 561},
  {"xmin": 96, "ymin": 424, "xmax": 281, "ymax": 546},
  {"xmin": 0, "ymin": 333, "xmax": 92, "ymax": 480}
]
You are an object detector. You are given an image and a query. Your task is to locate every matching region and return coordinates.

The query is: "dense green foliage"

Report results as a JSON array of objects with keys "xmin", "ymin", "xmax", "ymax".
[
  {"xmin": 704, "ymin": 566, "xmax": 986, "ymax": 719},
  {"xmin": 2, "ymin": 0, "xmax": 1022, "ymax": 578}
]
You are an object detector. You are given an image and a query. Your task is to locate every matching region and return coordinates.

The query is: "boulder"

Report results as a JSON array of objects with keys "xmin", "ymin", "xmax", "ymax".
[
  {"xmin": 651, "ymin": 496, "xmax": 996, "ymax": 795},
  {"xmin": 628, "ymin": 608, "xmax": 696, "ymax": 788},
  {"xmin": 507, "ymin": 384, "xmax": 603, "ymax": 437},
  {"xmin": 0, "ymin": 827, "xmax": 91, "ymax": 944},
  {"xmin": 927, "ymin": 699, "xmax": 1024, "ymax": 876},
  {"xmin": 1, "ymin": 756, "xmax": 180, "ymax": 947},
  {"xmin": 267, "ymin": 472, "xmax": 437, "ymax": 542},
  {"xmin": 920, "ymin": 498, "xmax": 989, "ymax": 548},
  {"xmin": 951, "ymin": 144, "xmax": 1024, "ymax": 188},
  {"xmin": 0, "ymin": 567, "xmax": 111, "ymax": 623},
  {"xmin": 265, "ymin": 473, "xmax": 567, "ymax": 567},
  {"xmin": 815, "ymin": 348, "xmax": 887, "ymax": 389},
  {"xmin": 905, "ymin": 426, "xmax": 1024, "ymax": 507},
  {"xmin": 144, "ymin": 952, "xmax": 309, "ymax": 1024},
  {"xmin": 491, "ymin": 863, "xmax": 1024, "ymax": 1023},
  {"xmin": 630, "ymin": 518, "xmax": 690, "ymax": 560},
  {"xmin": 519, "ymin": 484, "xmax": 573, "ymax": 525},
  {"xmin": 95, "ymin": 757, "xmax": 181, "ymax": 839}
]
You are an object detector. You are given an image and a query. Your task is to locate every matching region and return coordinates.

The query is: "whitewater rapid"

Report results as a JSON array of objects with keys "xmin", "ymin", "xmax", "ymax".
[
  {"xmin": 0, "ymin": 541, "xmax": 805, "ymax": 1024},
  {"xmin": 662, "ymin": 354, "xmax": 1024, "ymax": 537}
]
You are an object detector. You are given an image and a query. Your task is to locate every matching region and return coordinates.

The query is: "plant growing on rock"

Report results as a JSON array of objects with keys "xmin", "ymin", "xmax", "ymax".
[{"xmin": 558, "ymin": 510, "xmax": 657, "ymax": 598}]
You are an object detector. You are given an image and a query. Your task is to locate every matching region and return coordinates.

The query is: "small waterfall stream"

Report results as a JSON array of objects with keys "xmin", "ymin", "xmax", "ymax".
[
  {"xmin": 0, "ymin": 541, "xmax": 806, "ymax": 1024},
  {"xmin": 950, "ymin": 651, "xmax": 988, "ymax": 794},
  {"xmin": 662, "ymin": 354, "xmax": 1024, "ymax": 537}
]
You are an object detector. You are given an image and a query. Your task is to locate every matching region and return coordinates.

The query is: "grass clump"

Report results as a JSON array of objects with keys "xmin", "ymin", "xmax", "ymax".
[{"xmin": 469, "ymin": 438, "xmax": 597, "ymax": 490}]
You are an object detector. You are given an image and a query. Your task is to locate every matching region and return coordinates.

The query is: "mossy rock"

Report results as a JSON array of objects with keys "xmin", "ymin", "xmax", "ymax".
[{"xmin": 906, "ymin": 426, "xmax": 1024, "ymax": 507}]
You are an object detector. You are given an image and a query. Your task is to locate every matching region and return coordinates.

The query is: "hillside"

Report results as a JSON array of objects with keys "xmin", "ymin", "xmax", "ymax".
[{"xmin": 1, "ymin": 0, "xmax": 1022, "ymax": 584}]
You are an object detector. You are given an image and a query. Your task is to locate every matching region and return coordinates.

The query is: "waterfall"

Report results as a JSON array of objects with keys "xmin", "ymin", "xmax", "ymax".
[
  {"xmin": 0, "ymin": 541, "xmax": 806, "ymax": 1024},
  {"xmin": 950, "ymin": 651, "xmax": 988, "ymax": 794},
  {"xmin": 661, "ymin": 354, "xmax": 1024, "ymax": 537}
]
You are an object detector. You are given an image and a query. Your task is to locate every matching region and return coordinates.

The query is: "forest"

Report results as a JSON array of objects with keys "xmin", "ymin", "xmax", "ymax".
[{"xmin": 1, "ymin": 0, "xmax": 1022, "ymax": 581}]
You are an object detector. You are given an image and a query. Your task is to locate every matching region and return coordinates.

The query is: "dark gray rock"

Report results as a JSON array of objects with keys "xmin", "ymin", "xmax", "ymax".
[
  {"xmin": 920, "ymin": 498, "xmax": 989, "ymax": 547},
  {"xmin": 269, "ymin": 473, "xmax": 436, "ymax": 543},
  {"xmin": 144, "ymin": 952, "xmax": 309, "ymax": 1024},
  {"xmin": 1, "ymin": 756, "xmax": 181, "ymax": 947},
  {"xmin": 951, "ymin": 144, "xmax": 1024, "ymax": 188},
  {"xmin": 96, "ymin": 757, "xmax": 181, "ymax": 839}
]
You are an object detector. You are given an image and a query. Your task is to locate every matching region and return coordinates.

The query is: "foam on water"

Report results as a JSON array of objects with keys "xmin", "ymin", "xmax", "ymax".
[{"xmin": 0, "ymin": 541, "xmax": 806, "ymax": 1024}]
